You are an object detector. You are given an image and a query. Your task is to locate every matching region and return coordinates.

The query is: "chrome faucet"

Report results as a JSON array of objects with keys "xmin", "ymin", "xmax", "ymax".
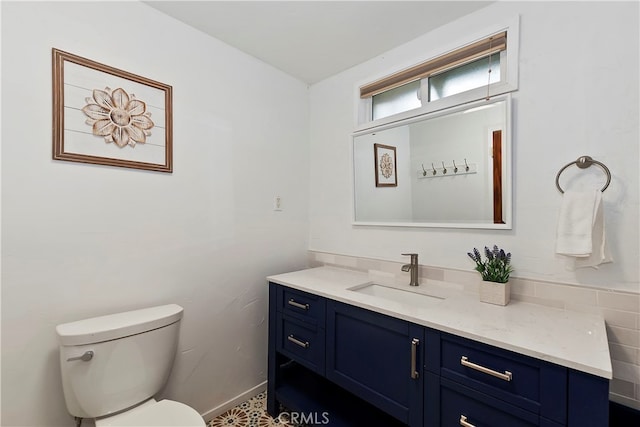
[{"xmin": 401, "ymin": 253, "xmax": 420, "ymax": 287}]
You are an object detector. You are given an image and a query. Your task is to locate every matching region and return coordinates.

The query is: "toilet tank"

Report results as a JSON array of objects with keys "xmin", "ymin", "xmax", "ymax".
[{"xmin": 56, "ymin": 304, "xmax": 184, "ymax": 418}]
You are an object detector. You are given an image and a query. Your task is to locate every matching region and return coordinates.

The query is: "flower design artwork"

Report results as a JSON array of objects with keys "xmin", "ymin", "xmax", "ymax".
[
  {"xmin": 379, "ymin": 153, "xmax": 394, "ymax": 178},
  {"xmin": 82, "ymin": 87, "xmax": 154, "ymax": 148}
]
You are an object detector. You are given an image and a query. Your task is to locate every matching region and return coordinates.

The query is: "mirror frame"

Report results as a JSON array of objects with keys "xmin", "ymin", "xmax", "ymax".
[{"xmin": 351, "ymin": 94, "xmax": 512, "ymax": 229}]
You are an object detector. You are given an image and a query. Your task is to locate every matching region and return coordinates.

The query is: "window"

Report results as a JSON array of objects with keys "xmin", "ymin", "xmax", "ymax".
[
  {"xmin": 372, "ymin": 81, "xmax": 421, "ymax": 121},
  {"xmin": 429, "ymin": 54, "xmax": 501, "ymax": 102},
  {"xmin": 359, "ymin": 26, "xmax": 518, "ymax": 125}
]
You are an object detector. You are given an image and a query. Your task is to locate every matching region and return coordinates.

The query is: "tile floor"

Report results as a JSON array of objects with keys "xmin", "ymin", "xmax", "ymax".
[{"xmin": 208, "ymin": 392, "xmax": 300, "ymax": 427}]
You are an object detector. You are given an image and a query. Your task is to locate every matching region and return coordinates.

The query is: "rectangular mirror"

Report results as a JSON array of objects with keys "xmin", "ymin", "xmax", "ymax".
[{"xmin": 352, "ymin": 94, "xmax": 511, "ymax": 229}]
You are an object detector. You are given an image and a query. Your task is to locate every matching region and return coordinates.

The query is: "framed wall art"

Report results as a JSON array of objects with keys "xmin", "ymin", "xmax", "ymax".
[
  {"xmin": 374, "ymin": 143, "xmax": 397, "ymax": 187},
  {"xmin": 52, "ymin": 48, "xmax": 173, "ymax": 172}
]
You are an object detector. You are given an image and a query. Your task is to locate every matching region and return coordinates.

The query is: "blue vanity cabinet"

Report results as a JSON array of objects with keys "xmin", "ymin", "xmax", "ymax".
[
  {"xmin": 424, "ymin": 329, "xmax": 609, "ymax": 427},
  {"xmin": 267, "ymin": 282, "xmax": 407, "ymax": 426},
  {"xmin": 326, "ymin": 299, "xmax": 424, "ymax": 427},
  {"xmin": 268, "ymin": 281, "xmax": 609, "ymax": 427}
]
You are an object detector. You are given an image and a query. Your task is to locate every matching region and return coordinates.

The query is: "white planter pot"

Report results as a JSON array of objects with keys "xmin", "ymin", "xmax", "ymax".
[{"xmin": 479, "ymin": 280, "xmax": 510, "ymax": 306}]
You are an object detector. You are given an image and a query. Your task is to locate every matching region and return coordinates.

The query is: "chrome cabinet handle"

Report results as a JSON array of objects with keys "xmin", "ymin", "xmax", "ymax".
[
  {"xmin": 410, "ymin": 338, "xmax": 420, "ymax": 379},
  {"xmin": 67, "ymin": 350, "xmax": 94, "ymax": 362},
  {"xmin": 460, "ymin": 356, "xmax": 512, "ymax": 382},
  {"xmin": 287, "ymin": 334, "xmax": 309, "ymax": 349},
  {"xmin": 460, "ymin": 415, "xmax": 475, "ymax": 427},
  {"xmin": 288, "ymin": 299, "xmax": 309, "ymax": 310}
]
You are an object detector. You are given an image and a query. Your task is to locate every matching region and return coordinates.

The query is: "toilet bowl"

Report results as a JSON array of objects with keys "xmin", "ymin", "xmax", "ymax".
[{"xmin": 56, "ymin": 304, "xmax": 205, "ymax": 427}]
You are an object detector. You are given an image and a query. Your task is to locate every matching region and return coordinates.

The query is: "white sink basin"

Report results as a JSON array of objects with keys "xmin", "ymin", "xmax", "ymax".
[{"xmin": 349, "ymin": 283, "xmax": 444, "ymax": 306}]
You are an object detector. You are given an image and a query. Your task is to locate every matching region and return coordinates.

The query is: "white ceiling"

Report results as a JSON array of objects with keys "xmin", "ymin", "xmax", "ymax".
[{"xmin": 144, "ymin": 1, "xmax": 493, "ymax": 84}]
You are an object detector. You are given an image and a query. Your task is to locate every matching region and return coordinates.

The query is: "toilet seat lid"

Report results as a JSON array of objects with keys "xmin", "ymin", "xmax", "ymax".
[{"xmin": 96, "ymin": 399, "xmax": 205, "ymax": 427}]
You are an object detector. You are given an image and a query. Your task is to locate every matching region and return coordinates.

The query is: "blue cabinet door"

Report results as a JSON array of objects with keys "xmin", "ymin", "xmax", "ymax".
[{"xmin": 326, "ymin": 300, "xmax": 424, "ymax": 427}]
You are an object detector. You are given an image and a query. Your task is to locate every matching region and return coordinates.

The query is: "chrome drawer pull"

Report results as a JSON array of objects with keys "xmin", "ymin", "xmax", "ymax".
[
  {"xmin": 287, "ymin": 334, "xmax": 309, "ymax": 349},
  {"xmin": 288, "ymin": 299, "xmax": 309, "ymax": 310},
  {"xmin": 410, "ymin": 338, "xmax": 420, "ymax": 379},
  {"xmin": 460, "ymin": 356, "xmax": 513, "ymax": 382},
  {"xmin": 459, "ymin": 415, "xmax": 475, "ymax": 427}
]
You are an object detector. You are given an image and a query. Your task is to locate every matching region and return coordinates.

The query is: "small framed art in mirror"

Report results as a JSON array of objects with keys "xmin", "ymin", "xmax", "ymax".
[{"xmin": 374, "ymin": 143, "xmax": 397, "ymax": 187}]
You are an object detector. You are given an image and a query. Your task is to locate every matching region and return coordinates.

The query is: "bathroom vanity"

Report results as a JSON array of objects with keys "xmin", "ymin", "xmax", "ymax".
[{"xmin": 267, "ymin": 267, "xmax": 611, "ymax": 427}]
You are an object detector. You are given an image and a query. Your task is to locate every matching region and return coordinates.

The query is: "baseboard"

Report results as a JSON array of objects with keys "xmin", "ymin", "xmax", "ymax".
[
  {"xmin": 200, "ymin": 381, "xmax": 267, "ymax": 422},
  {"xmin": 609, "ymin": 392, "xmax": 640, "ymax": 411}
]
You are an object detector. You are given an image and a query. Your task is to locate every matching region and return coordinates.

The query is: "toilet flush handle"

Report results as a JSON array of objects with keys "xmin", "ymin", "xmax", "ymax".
[{"xmin": 67, "ymin": 350, "xmax": 94, "ymax": 362}]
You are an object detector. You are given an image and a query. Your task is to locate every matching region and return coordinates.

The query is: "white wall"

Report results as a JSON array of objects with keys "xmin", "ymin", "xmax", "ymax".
[
  {"xmin": 309, "ymin": 1, "xmax": 639, "ymax": 292},
  {"xmin": 1, "ymin": 2, "xmax": 310, "ymax": 426}
]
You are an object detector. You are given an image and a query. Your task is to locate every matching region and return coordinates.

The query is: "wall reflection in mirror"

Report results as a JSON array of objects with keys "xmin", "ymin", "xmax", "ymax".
[{"xmin": 352, "ymin": 95, "xmax": 511, "ymax": 229}]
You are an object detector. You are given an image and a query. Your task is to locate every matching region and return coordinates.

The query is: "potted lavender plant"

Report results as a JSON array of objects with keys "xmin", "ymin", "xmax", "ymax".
[{"xmin": 467, "ymin": 245, "xmax": 514, "ymax": 305}]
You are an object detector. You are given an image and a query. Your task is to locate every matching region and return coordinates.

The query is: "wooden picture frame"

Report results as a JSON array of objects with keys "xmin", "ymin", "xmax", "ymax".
[
  {"xmin": 374, "ymin": 143, "xmax": 397, "ymax": 187},
  {"xmin": 52, "ymin": 48, "xmax": 173, "ymax": 173}
]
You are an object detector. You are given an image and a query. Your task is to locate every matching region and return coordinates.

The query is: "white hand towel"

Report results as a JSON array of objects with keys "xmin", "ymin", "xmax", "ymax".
[
  {"xmin": 556, "ymin": 189, "xmax": 612, "ymax": 269},
  {"xmin": 574, "ymin": 191, "xmax": 612, "ymax": 269}
]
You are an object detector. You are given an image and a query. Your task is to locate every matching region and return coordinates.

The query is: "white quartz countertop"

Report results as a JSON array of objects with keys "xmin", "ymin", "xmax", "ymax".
[{"xmin": 267, "ymin": 266, "xmax": 612, "ymax": 379}]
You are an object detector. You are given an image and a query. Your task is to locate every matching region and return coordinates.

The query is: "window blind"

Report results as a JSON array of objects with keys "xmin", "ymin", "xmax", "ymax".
[{"xmin": 360, "ymin": 31, "xmax": 507, "ymax": 99}]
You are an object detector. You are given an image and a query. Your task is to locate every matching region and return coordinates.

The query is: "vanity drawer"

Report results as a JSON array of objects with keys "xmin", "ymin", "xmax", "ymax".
[
  {"xmin": 276, "ymin": 313, "xmax": 325, "ymax": 374},
  {"xmin": 275, "ymin": 284, "xmax": 326, "ymax": 325},
  {"xmin": 439, "ymin": 378, "xmax": 540, "ymax": 427},
  {"xmin": 438, "ymin": 332, "xmax": 567, "ymax": 423}
]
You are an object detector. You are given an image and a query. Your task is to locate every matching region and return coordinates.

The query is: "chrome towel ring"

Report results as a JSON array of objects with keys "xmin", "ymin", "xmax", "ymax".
[{"xmin": 555, "ymin": 155, "xmax": 611, "ymax": 194}]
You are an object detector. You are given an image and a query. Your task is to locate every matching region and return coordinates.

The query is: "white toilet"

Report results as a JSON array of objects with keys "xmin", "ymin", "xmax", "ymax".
[{"xmin": 56, "ymin": 304, "xmax": 205, "ymax": 426}]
